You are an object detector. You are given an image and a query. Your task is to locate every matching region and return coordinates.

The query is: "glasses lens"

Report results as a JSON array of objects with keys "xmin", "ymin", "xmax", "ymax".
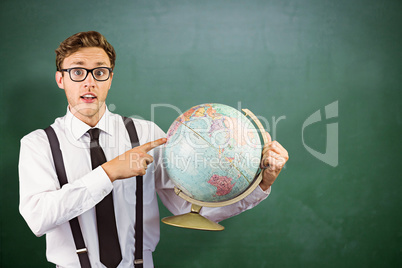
[
  {"xmin": 93, "ymin": 68, "xmax": 110, "ymax": 81},
  {"xmin": 70, "ymin": 68, "xmax": 87, "ymax": 81}
]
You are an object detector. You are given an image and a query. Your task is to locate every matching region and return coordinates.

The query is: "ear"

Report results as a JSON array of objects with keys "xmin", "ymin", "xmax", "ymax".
[{"xmin": 55, "ymin": 71, "xmax": 64, "ymax": 89}]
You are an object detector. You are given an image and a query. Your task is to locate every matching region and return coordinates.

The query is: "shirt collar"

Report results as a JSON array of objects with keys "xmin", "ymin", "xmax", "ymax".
[{"xmin": 65, "ymin": 106, "xmax": 116, "ymax": 141}]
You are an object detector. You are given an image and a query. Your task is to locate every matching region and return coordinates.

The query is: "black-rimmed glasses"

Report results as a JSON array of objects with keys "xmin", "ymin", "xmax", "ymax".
[{"xmin": 61, "ymin": 67, "xmax": 112, "ymax": 82}]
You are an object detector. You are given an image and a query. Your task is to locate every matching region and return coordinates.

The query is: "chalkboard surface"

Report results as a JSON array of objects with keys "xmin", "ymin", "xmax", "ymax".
[{"xmin": 1, "ymin": 0, "xmax": 401, "ymax": 267}]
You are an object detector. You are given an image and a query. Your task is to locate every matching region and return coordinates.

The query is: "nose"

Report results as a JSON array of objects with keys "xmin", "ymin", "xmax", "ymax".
[{"xmin": 83, "ymin": 70, "xmax": 96, "ymax": 88}]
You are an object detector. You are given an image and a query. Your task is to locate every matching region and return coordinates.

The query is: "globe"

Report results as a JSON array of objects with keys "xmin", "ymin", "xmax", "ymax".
[{"xmin": 162, "ymin": 103, "xmax": 267, "ymax": 230}]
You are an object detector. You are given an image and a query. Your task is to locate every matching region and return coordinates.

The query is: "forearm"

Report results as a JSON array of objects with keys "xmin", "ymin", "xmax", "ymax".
[
  {"xmin": 19, "ymin": 166, "xmax": 112, "ymax": 236},
  {"xmin": 200, "ymin": 185, "xmax": 270, "ymax": 223},
  {"xmin": 259, "ymin": 179, "xmax": 272, "ymax": 191}
]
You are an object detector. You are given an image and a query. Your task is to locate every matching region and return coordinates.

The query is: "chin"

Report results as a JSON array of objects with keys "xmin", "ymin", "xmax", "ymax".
[{"xmin": 80, "ymin": 107, "xmax": 102, "ymax": 117}]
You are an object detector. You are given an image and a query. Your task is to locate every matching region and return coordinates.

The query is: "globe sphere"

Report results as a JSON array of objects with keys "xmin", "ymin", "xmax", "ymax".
[{"xmin": 163, "ymin": 103, "xmax": 263, "ymax": 203}]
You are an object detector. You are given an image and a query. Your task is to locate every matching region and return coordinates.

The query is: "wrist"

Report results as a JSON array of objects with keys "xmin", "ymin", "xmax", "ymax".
[
  {"xmin": 259, "ymin": 180, "xmax": 272, "ymax": 192},
  {"xmin": 101, "ymin": 162, "xmax": 117, "ymax": 182}
]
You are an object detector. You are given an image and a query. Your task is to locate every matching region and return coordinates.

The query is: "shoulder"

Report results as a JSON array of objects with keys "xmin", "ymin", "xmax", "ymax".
[
  {"xmin": 132, "ymin": 118, "xmax": 164, "ymax": 132},
  {"xmin": 111, "ymin": 112, "xmax": 166, "ymax": 142},
  {"xmin": 131, "ymin": 118, "xmax": 166, "ymax": 142},
  {"xmin": 20, "ymin": 129, "xmax": 48, "ymax": 145},
  {"xmin": 19, "ymin": 128, "xmax": 53, "ymax": 165},
  {"xmin": 20, "ymin": 115, "xmax": 66, "ymax": 148}
]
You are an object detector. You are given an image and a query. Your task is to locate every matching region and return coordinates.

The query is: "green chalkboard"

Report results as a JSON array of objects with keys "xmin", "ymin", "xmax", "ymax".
[{"xmin": 1, "ymin": 0, "xmax": 401, "ymax": 267}]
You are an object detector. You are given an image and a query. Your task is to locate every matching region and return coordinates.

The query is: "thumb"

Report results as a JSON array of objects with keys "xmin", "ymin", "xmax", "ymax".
[{"xmin": 265, "ymin": 131, "xmax": 272, "ymax": 144}]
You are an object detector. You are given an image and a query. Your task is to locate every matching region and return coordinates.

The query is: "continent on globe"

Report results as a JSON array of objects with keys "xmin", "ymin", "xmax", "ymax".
[
  {"xmin": 163, "ymin": 103, "xmax": 263, "ymax": 203},
  {"xmin": 208, "ymin": 175, "xmax": 236, "ymax": 196}
]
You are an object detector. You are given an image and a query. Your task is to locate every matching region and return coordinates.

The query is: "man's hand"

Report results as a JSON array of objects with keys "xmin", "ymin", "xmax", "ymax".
[
  {"xmin": 102, "ymin": 138, "xmax": 167, "ymax": 182},
  {"xmin": 259, "ymin": 132, "xmax": 289, "ymax": 191}
]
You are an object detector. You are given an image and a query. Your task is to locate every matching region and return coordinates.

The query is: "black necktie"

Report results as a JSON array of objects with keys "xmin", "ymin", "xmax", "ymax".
[{"xmin": 88, "ymin": 128, "xmax": 122, "ymax": 268}]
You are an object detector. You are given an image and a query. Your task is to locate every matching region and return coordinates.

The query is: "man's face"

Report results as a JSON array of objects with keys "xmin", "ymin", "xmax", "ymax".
[{"xmin": 55, "ymin": 47, "xmax": 113, "ymax": 125}]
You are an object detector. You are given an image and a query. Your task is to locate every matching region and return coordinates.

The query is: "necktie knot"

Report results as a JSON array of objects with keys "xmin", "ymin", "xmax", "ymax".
[{"xmin": 88, "ymin": 128, "xmax": 101, "ymax": 141}]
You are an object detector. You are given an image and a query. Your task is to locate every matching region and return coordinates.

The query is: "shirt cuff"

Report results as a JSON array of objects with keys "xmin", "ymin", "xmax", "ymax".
[
  {"xmin": 243, "ymin": 184, "xmax": 271, "ymax": 205},
  {"xmin": 81, "ymin": 166, "xmax": 113, "ymax": 204},
  {"xmin": 257, "ymin": 185, "xmax": 271, "ymax": 196}
]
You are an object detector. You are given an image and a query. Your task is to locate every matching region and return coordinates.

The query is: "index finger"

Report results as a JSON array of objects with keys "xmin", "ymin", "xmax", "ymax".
[{"xmin": 140, "ymin": 138, "xmax": 167, "ymax": 152}]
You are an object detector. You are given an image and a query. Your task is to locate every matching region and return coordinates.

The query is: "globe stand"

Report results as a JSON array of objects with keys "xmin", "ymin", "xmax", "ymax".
[
  {"xmin": 161, "ymin": 172, "xmax": 263, "ymax": 231},
  {"xmin": 162, "ymin": 204, "xmax": 224, "ymax": 231},
  {"xmin": 162, "ymin": 108, "xmax": 268, "ymax": 231}
]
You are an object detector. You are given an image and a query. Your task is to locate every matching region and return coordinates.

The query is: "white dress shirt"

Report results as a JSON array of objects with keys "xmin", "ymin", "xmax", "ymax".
[{"xmin": 19, "ymin": 108, "xmax": 270, "ymax": 268}]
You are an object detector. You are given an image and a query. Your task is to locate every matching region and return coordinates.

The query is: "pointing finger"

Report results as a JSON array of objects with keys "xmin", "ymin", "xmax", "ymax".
[{"xmin": 140, "ymin": 138, "xmax": 167, "ymax": 152}]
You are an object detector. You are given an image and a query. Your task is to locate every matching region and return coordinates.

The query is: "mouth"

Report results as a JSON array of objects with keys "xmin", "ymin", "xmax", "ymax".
[{"xmin": 80, "ymin": 93, "xmax": 97, "ymax": 103}]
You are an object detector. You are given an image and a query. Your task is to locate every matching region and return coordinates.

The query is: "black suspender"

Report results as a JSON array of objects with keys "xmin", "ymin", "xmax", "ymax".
[
  {"xmin": 122, "ymin": 116, "xmax": 144, "ymax": 268},
  {"xmin": 44, "ymin": 116, "xmax": 143, "ymax": 268},
  {"xmin": 44, "ymin": 126, "xmax": 92, "ymax": 268}
]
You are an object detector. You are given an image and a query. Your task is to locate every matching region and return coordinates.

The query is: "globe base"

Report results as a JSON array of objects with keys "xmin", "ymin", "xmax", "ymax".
[{"xmin": 161, "ymin": 204, "xmax": 224, "ymax": 231}]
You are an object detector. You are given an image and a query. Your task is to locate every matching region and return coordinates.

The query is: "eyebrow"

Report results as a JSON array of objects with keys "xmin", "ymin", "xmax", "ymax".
[{"xmin": 71, "ymin": 61, "xmax": 109, "ymax": 66}]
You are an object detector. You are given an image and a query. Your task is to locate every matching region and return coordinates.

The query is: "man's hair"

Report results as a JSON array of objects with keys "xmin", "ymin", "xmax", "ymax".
[{"xmin": 55, "ymin": 31, "xmax": 116, "ymax": 71}]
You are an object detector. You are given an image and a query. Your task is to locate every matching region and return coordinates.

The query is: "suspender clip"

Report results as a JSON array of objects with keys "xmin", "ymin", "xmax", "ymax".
[
  {"xmin": 76, "ymin": 248, "xmax": 88, "ymax": 254},
  {"xmin": 134, "ymin": 259, "xmax": 144, "ymax": 265}
]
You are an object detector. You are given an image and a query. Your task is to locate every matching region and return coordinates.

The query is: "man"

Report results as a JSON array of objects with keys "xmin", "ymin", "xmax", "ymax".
[{"xmin": 19, "ymin": 31, "xmax": 289, "ymax": 267}]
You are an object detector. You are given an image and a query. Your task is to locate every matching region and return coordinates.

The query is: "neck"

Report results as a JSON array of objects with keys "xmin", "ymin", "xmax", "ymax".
[{"xmin": 69, "ymin": 103, "xmax": 106, "ymax": 127}]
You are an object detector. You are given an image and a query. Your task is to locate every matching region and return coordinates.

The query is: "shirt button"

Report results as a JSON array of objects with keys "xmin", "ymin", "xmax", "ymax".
[{"xmin": 102, "ymin": 190, "xmax": 107, "ymax": 196}]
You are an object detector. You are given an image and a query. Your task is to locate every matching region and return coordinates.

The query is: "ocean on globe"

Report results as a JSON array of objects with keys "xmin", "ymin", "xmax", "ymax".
[{"xmin": 162, "ymin": 103, "xmax": 263, "ymax": 203}]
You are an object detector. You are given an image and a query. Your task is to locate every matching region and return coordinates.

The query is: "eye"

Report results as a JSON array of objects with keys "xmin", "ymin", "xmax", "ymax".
[
  {"xmin": 94, "ymin": 69, "xmax": 105, "ymax": 77},
  {"xmin": 72, "ymin": 69, "xmax": 84, "ymax": 76}
]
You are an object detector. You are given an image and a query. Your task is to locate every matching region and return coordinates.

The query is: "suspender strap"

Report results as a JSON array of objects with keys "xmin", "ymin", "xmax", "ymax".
[
  {"xmin": 122, "ymin": 116, "xmax": 144, "ymax": 268},
  {"xmin": 44, "ymin": 127, "xmax": 91, "ymax": 268}
]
